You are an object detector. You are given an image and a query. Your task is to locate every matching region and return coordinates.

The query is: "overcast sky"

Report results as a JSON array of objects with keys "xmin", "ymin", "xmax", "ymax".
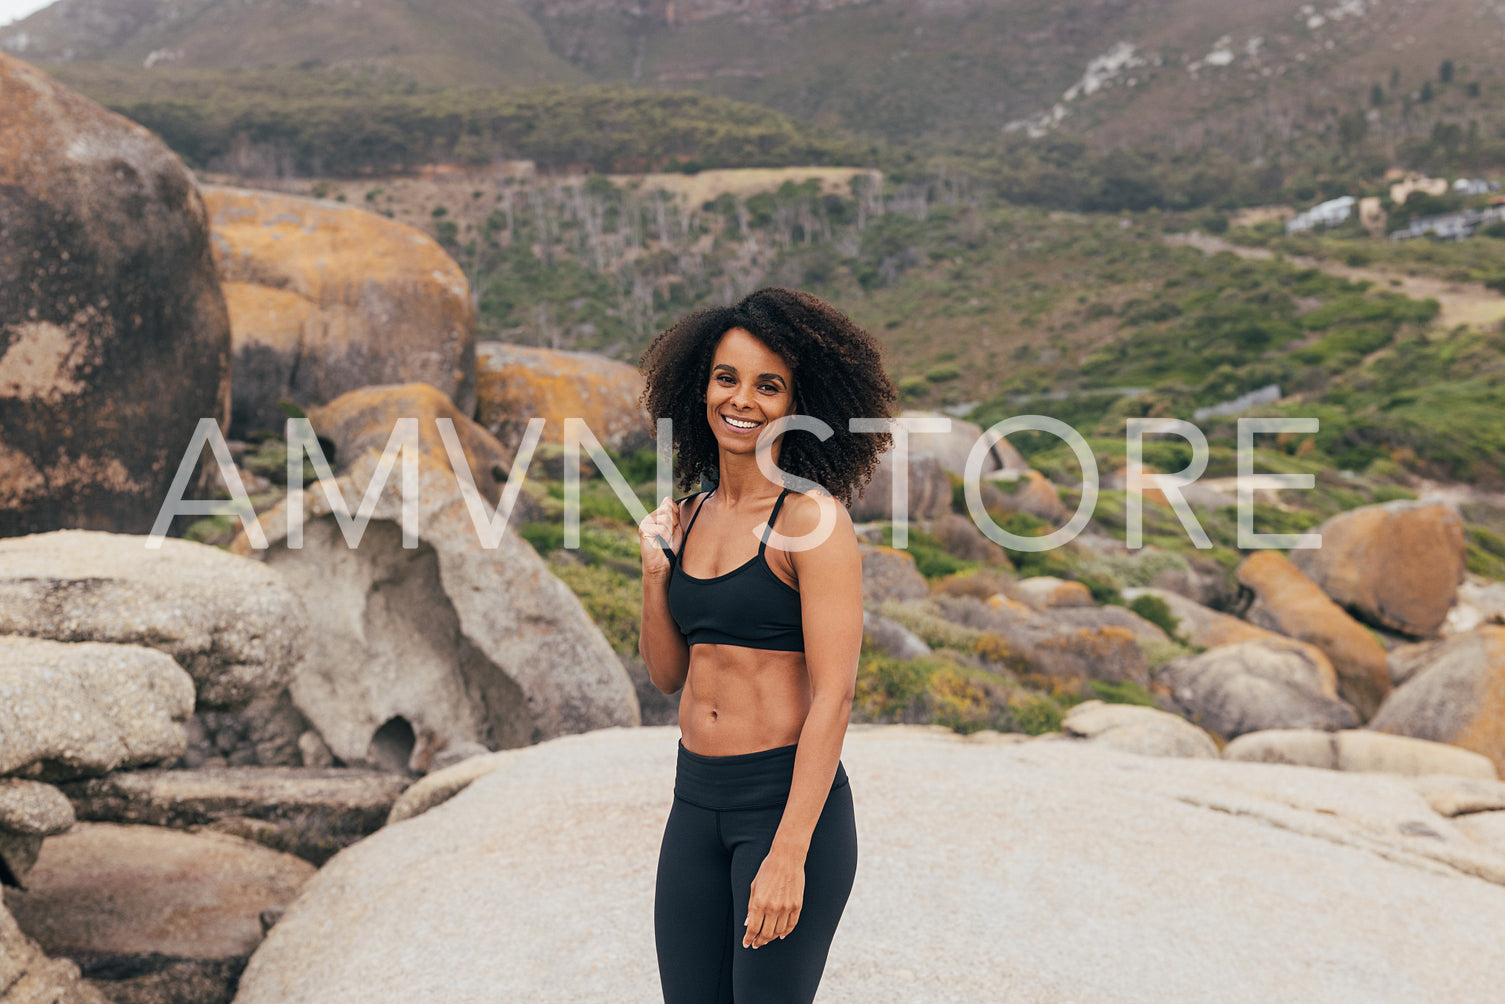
[{"xmin": 0, "ymin": 0, "xmax": 54, "ymax": 27}]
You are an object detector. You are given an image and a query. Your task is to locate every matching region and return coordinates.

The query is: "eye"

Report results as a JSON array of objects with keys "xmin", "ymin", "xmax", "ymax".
[{"xmin": 760, "ymin": 383, "xmax": 780, "ymax": 393}]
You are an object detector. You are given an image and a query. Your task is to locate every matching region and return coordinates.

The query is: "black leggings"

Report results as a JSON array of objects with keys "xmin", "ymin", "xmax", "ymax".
[{"xmin": 655, "ymin": 739, "xmax": 858, "ymax": 1004}]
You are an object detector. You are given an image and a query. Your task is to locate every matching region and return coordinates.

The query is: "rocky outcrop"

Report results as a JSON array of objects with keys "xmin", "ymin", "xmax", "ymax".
[
  {"xmin": 1008, "ymin": 576, "xmax": 1092, "ymax": 610},
  {"xmin": 849, "ymin": 455, "xmax": 952, "ymax": 522},
  {"xmin": 0, "ymin": 779, "xmax": 74, "ymax": 889},
  {"xmin": 861, "ymin": 610, "xmax": 930, "ymax": 661},
  {"xmin": 1157, "ymin": 638, "xmax": 1360, "ymax": 739},
  {"xmin": 1224, "ymin": 728, "xmax": 1498, "ymax": 779},
  {"xmin": 3, "ymin": 823, "xmax": 313, "ymax": 1004},
  {"xmin": 0, "ymin": 636, "xmax": 194, "ymax": 781},
  {"xmin": 474, "ymin": 342, "xmax": 647, "ymax": 454},
  {"xmin": 0, "ymin": 530, "xmax": 307, "ymax": 709},
  {"xmin": 1122, "ymin": 586, "xmax": 1273, "ymax": 648},
  {"xmin": 60, "ymin": 767, "xmax": 410, "ymax": 866},
  {"xmin": 1061, "ymin": 700, "xmax": 1218, "ymax": 758},
  {"xmin": 936, "ymin": 594, "xmax": 1150, "ymax": 687},
  {"xmin": 981, "ymin": 469, "xmax": 1070, "ymax": 524},
  {"xmin": 307, "ymin": 381, "xmax": 517, "ymax": 505},
  {"xmin": 231, "ymin": 390, "xmax": 640, "ymax": 767},
  {"xmin": 859, "ymin": 545, "xmax": 929, "ymax": 603},
  {"xmin": 1237, "ymin": 550, "xmax": 1391, "ymax": 719},
  {"xmin": 1367, "ymin": 626, "xmax": 1505, "ymax": 775},
  {"xmin": 0, "ymin": 52, "xmax": 230, "ymax": 537},
  {"xmin": 233, "ymin": 725, "xmax": 1505, "ymax": 1004},
  {"xmin": 203, "ymin": 186, "xmax": 475, "ymax": 438},
  {"xmin": 1290, "ymin": 499, "xmax": 1466, "ymax": 638}
]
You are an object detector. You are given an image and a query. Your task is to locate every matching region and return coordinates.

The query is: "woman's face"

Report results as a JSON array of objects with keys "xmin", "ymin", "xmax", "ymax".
[{"xmin": 704, "ymin": 327, "xmax": 795, "ymax": 456}]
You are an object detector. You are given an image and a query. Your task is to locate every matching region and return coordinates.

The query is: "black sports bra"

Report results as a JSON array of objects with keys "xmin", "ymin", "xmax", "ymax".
[{"xmin": 662, "ymin": 487, "xmax": 805, "ymax": 652}]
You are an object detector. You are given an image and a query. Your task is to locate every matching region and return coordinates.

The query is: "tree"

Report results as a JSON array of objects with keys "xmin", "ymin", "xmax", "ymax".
[
  {"xmin": 1338, "ymin": 110, "xmax": 1368, "ymax": 151},
  {"xmin": 1420, "ymin": 81, "xmax": 1434, "ymax": 103},
  {"xmin": 1370, "ymin": 83, "xmax": 1384, "ymax": 107},
  {"xmin": 1440, "ymin": 60, "xmax": 1455, "ymax": 84}
]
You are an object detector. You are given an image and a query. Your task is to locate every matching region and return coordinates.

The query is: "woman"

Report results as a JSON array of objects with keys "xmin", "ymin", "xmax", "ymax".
[{"xmin": 636, "ymin": 287, "xmax": 896, "ymax": 1003}]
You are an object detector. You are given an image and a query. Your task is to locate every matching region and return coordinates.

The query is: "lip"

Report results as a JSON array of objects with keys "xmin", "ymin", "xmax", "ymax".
[{"xmin": 719, "ymin": 412, "xmax": 763, "ymax": 434}]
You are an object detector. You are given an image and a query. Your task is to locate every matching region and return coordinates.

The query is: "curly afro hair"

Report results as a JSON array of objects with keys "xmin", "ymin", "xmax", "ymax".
[{"xmin": 638, "ymin": 287, "xmax": 896, "ymax": 505}]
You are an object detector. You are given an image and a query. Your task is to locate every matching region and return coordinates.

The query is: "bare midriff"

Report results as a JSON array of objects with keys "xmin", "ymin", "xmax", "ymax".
[{"xmin": 678, "ymin": 643, "xmax": 810, "ymax": 756}]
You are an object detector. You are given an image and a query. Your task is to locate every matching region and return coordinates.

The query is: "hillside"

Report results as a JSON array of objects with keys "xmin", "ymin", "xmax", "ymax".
[{"xmin": 3, "ymin": 0, "xmax": 1499, "ymax": 164}]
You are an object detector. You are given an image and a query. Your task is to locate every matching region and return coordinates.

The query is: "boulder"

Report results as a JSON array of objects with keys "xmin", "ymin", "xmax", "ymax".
[
  {"xmin": 0, "ymin": 636, "xmax": 193, "ymax": 781},
  {"xmin": 387, "ymin": 751, "xmax": 514, "ymax": 826},
  {"xmin": 0, "ymin": 779, "xmax": 75, "ymax": 890},
  {"xmin": 1455, "ymin": 811, "xmax": 1505, "ymax": 855},
  {"xmin": 849, "ymin": 455, "xmax": 952, "ymax": 522},
  {"xmin": 1009, "ymin": 576, "xmax": 1093, "ymax": 610},
  {"xmin": 921, "ymin": 513, "xmax": 1009, "ymax": 565},
  {"xmin": 1290, "ymin": 499, "xmax": 1466, "ymax": 637},
  {"xmin": 1, "ymin": 902, "xmax": 109, "ymax": 1004},
  {"xmin": 1046, "ymin": 604, "xmax": 1172, "ymax": 647},
  {"xmin": 202, "ymin": 185, "xmax": 475, "ymax": 438},
  {"xmin": 2, "ymin": 823, "xmax": 313, "ymax": 1004},
  {"xmin": 60, "ymin": 767, "xmax": 410, "ymax": 866},
  {"xmin": 1122, "ymin": 586, "xmax": 1274, "ymax": 649},
  {"xmin": 232, "ymin": 725, "xmax": 1505, "ymax": 1004},
  {"xmin": 230, "ymin": 422, "xmax": 639, "ymax": 767},
  {"xmin": 896, "ymin": 410, "xmax": 1026, "ymax": 476},
  {"xmin": 1444, "ymin": 574, "xmax": 1505, "ymax": 635},
  {"xmin": 936, "ymin": 594, "xmax": 1150, "ymax": 687},
  {"xmin": 1062, "ymin": 700, "xmax": 1218, "ymax": 758},
  {"xmin": 1158, "ymin": 638, "xmax": 1360, "ymax": 739},
  {"xmin": 306, "ymin": 382, "xmax": 516, "ymax": 505},
  {"xmin": 0, "ymin": 52, "xmax": 230, "ymax": 538},
  {"xmin": 981, "ymin": 469, "xmax": 1070, "ymax": 525},
  {"xmin": 860, "ymin": 545, "xmax": 929, "ymax": 603},
  {"xmin": 0, "ymin": 530, "xmax": 306, "ymax": 709},
  {"xmin": 474, "ymin": 342, "xmax": 647, "ymax": 454},
  {"xmin": 184, "ymin": 691, "xmax": 316, "ymax": 769},
  {"xmin": 1224, "ymin": 729, "xmax": 1495, "ymax": 779},
  {"xmin": 1367, "ymin": 625, "xmax": 1505, "ymax": 775},
  {"xmin": 1237, "ymin": 550, "xmax": 1391, "ymax": 719},
  {"xmin": 861, "ymin": 610, "xmax": 931, "ymax": 661}
]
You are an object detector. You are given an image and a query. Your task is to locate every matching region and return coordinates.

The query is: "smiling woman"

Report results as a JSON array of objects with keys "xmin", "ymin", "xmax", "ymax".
[{"xmin": 635, "ymin": 287, "xmax": 896, "ymax": 1003}]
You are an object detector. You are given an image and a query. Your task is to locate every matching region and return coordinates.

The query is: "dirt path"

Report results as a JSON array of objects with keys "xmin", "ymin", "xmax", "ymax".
[{"xmin": 1167, "ymin": 233, "xmax": 1505, "ymax": 331}]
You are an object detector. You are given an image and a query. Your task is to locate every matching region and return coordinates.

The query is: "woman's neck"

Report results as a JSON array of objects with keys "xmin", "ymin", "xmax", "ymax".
[{"xmin": 712, "ymin": 448, "xmax": 784, "ymax": 509}]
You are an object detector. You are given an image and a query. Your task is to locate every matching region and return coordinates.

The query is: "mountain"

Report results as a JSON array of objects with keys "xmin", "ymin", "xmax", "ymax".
[{"xmin": 2, "ymin": 0, "xmax": 1495, "ymax": 157}]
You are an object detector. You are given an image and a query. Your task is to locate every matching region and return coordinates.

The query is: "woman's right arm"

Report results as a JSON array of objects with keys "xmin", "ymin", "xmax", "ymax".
[{"xmin": 639, "ymin": 496, "xmax": 691, "ymax": 695}]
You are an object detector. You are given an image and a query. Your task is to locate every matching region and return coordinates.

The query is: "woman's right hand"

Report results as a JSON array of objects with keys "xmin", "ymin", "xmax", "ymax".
[{"xmin": 639, "ymin": 496, "xmax": 681, "ymax": 580}]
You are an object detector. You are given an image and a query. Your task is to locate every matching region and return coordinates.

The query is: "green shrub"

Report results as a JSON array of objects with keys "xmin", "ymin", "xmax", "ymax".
[
  {"xmin": 1086, "ymin": 679, "xmax": 1158, "ymax": 706},
  {"xmin": 1128, "ymin": 593, "xmax": 1181, "ymax": 638}
]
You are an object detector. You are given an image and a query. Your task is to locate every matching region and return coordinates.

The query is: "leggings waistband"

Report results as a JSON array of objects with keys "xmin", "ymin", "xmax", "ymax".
[{"xmin": 673, "ymin": 739, "xmax": 849, "ymax": 811}]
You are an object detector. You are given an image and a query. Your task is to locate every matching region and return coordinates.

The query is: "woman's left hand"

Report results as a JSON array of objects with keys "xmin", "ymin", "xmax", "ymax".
[{"xmin": 743, "ymin": 846, "xmax": 805, "ymax": 948}]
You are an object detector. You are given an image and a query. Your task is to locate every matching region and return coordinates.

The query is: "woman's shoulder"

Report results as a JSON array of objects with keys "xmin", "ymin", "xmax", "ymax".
[{"xmin": 777, "ymin": 486, "xmax": 855, "ymax": 540}]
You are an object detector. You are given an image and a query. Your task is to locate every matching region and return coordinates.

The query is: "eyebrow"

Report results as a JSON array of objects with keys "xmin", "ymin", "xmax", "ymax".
[{"xmin": 712, "ymin": 363, "xmax": 787, "ymax": 387}]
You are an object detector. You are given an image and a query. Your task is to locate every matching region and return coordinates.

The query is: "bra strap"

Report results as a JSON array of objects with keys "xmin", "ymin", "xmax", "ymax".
[
  {"xmin": 674, "ymin": 491, "xmax": 712, "ymax": 561},
  {"xmin": 758, "ymin": 488, "xmax": 793, "ymax": 555}
]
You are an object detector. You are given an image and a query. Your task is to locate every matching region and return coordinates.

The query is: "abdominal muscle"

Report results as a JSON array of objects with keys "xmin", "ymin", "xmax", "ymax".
[{"xmin": 678, "ymin": 643, "xmax": 810, "ymax": 756}]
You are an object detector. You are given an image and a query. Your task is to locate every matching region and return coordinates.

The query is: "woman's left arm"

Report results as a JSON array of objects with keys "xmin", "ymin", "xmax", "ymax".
[{"xmin": 743, "ymin": 491, "xmax": 862, "ymax": 950}]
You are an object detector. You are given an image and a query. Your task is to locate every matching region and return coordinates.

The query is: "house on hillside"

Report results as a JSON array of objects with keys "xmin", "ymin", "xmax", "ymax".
[
  {"xmin": 1390, "ymin": 205, "xmax": 1505, "ymax": 241},
  {"xmin": 1389, "ymin": 173, "xmax": 1449, "ymax": 205},
  {"xmin": 1286, "ymin": 196, "xmax": 1355, "ymax": 234},
  {"xmin": 1453, "ymin": 178, "xmax": 1499, "ymax": 196}
]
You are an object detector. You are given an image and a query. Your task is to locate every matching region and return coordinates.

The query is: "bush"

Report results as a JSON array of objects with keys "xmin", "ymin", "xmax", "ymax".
[{"xmin": 1128, "ymin": 593, "xmax": 1181, "ymax": 639}]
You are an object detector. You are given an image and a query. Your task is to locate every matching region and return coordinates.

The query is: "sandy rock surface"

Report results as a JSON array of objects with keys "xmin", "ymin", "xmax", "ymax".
[{"xmin": 235, "ymin": 725, "xmax": 1505, "ymax": 1004}]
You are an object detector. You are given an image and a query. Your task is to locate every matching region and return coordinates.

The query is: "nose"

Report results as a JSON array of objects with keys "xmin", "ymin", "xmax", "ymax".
[{"xmin": 731, "ymin": 383, "xmax": 754, "ymax": 410}]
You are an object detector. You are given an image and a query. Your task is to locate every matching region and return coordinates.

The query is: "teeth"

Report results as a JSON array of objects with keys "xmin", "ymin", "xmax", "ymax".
[{"xmin": 724, "ymin": 416, "xmax": 759, "ymax": 429}]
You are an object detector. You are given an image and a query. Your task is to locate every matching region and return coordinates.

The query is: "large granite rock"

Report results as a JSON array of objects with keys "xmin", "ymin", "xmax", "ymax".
[
  {"xmin": 859, "ymin": 545, "xmax": 929, "ymax": 603},
  {"xmin": 1368, "ymin": 625, "xmax": 1505, "ymax": 775},
  {"xmin": 933, "ymin": 594, "xmax": 1151, "ymax": 687},
  {"xmin": 1157, "ymin": 637, "xmax": 1360, "ymax": 739},
  {"xmin": 60, "ymin": 767, "xmax": 410, "ymax": 866},
  {"xmin": 475, "ymin": 342, "xmax": 647, "ymax": 454},
  {"xmin": 232, "ymin": 725, "xmax": 1505, "ymax": 1003},
  {"xmin": 3, "ymin": 823, "xmax": 314, "ymax": 1004},
  {"xmin": 850, "ymin": 455, "xmax": 952, "ymax": 522},
  {"xmin": 1291, "ymin": 499, "xmax": 1466, "ymax": 638},
  {"xmin": 0, "ymin": 778, "xmax": 74, "ymax": 888},
  {"xmin": 1061, "ymin": 700, "xmax": 1219, "ymax": 758},
  {"xmin": 1237, "ymin": 550, "xmax": 1392, "ymax": 719},
  {"xmin": 230, "ymin": 396, "xmax": 639, "ymax": 766},
  {"xmin": 1122, "ymin": 586, "xmax": 1275, "ymax": 649},
  {"xmin": 0, "ymin": 636, "xmax": 194, "ymax": 781},
  {"xmin": 1224, "ymin": 728, "xmax": 1498, "ymax": 779},
  {"xmin": 0, "ymin": 52, "xmax": 230, "ymax": 538},
  {"xmin": 0, "ymin": 530, "xmax": 307, "ymax": 709},
  {"xmin": 203, "ymin": 185, "xmax": 475, "ymax": 439}
]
